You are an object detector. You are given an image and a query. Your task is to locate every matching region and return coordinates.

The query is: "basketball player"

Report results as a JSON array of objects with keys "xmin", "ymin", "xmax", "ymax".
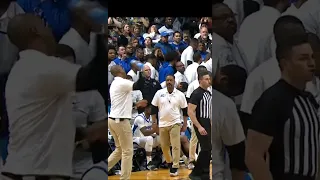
[
  {"xmin": 132, "ymin": 105, "xmax": 160, "ymax": 171},
  {"xmin": 151, "ymin": 75, "xmax": 188, "ymax": 177},
  {"xmin": 2, "ymin": 14, "xmax": 109, "ymax": 180},
  {"xmin": 108, "ymin": 65, "xmax": 148, "ymax": 180}
]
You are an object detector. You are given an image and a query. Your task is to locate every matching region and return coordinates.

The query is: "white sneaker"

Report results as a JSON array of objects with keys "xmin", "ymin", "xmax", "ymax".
[
  {"xmin": 188, "ymin": 163, "xmax": 195, "ymax": 170},
  {"xmin": 169, "ymin": 168, "xmax": 179, "ymax": 177}
]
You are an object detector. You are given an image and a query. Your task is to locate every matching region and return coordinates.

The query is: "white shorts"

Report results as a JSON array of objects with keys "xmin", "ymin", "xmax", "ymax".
[{"xmin": 133, "ymin": 135, "xmax": 160, "ymax": 148}]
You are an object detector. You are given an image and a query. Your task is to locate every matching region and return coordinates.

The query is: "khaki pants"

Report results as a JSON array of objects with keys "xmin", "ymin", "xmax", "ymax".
[
  {"xmin": 159, "ymin": 123, "xmax": 181, "ymax": 168},
  {"xmin": 189, "ymin": 122, "xmax": 198, "ymax": 162},
  {"xmin": 108, "ymin": 118, "xmax": 133, "ymax": 180}
]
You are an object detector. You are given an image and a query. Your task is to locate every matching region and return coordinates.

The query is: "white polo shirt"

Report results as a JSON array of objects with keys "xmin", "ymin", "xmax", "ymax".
[
  {"xmin": 151, "ymin": 88, "xmax": 188, "ymax": 127},
  {"xmin": 109, "ymin": 77, "xmax": 134, "ymax": 119},
  {"xmin": 4, "ymin": 50, "xmax": 81, "ymax": 176},
  {"xmin": 211, "ymin": 89, "xmax": 245, "ymax": 180},
  {"xmin": 181, "ymin": 46, "xmax": 194, "ymax": 67},
  {"xmin": 60, "ymin": 28, "xmax": 95, "ymax": 66}
]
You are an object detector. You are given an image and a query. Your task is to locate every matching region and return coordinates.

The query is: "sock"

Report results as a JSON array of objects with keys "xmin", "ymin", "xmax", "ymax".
[
  {"xmin": 147, "ymin": 156, "xmax": 152, "ymax": 164},
  {"xmin": 162, "ymin": 155, "xmax": 165, "ymax": 163}
]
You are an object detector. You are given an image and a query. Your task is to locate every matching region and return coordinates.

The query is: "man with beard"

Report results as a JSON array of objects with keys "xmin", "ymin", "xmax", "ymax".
[
  {"xmin": 212, "ymin": 3, "xmax": 250, "ymax": 73},
  {"xmin": 151, "ymin": 75, "xmax": 188, "ymax": 177}
]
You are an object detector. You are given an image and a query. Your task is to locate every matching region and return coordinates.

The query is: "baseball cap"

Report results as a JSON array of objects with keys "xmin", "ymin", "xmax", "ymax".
[{"xmin": 160, "ymin": 32, "xmax": 170, "ymax": 37}]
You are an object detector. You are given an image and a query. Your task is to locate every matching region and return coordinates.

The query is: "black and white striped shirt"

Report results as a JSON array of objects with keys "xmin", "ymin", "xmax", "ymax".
[
  {"xmin": 250, "ymin": 80, "xmax": 320, "ymax": 180},
  {"xmin": 189, "ymin": 87, "xmax": 212, "ymax": 121}
]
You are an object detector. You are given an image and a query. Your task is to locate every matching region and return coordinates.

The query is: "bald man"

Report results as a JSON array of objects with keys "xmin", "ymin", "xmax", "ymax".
[
  {"xmin": 2, "ymin": 14, "xmax": 109, "ymax": 180},
  {"xmin": 108, "ymin": 65, "xmax": 148, "ymax": 180},
  {"xmin": 132, "ymin": 65, "xmax": 161, "ymax": 104}
]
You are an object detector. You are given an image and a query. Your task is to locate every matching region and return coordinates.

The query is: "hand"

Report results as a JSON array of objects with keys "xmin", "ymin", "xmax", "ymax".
[
  {"xmin": 197, "ymin": 126, "xmax": 207, "ymax": 135},
  {"xmin": 181, "ymin": 124, "xmax": 187, "ymax": 132}
]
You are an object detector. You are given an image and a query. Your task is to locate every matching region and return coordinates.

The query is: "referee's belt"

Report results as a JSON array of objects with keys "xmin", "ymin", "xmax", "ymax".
[{"xmin": 109, "ymin": 117, "xmax": 129, "ymax": 121}]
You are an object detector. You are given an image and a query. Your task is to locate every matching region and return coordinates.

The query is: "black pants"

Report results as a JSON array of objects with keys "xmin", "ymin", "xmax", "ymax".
[{"xmin": 191, "ymin": 119, "xmax": 211, "ymax": 179}]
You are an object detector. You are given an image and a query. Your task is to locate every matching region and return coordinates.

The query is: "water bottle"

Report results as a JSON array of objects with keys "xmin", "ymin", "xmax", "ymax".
[{"xmin": 68, "ymin": 0, "xmax": 108, "ymax": 24}]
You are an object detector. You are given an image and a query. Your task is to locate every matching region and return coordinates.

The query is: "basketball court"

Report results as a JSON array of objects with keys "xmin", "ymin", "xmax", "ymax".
[{"xmin": 108, "ymin": 165, "xmax": 212, "ymax": 180}]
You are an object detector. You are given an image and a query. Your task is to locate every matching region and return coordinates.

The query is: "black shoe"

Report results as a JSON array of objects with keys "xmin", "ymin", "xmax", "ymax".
[
  {"xmin": 188, "ymin": 173, "xmax": 202, "ymax": 180},
  {"xmin": 169, "ymin": 167, "xmax": 178, "ymax": 177},
  {"xmin": 146, "ymin": 161, "xmax": 158, "ymax": 171},
  {"xmin": 160, "ymin": 162, "xmax": 170, "ymax": 169}
]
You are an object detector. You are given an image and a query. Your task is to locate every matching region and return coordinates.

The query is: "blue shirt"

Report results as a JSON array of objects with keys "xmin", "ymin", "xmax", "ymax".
[
  {"xmin": 200, "ymin": 51, "xmax": 208, "ymax": 61},
  {"xmin": 159, "ymin": 63, "xmax": 175, "ymax": 83},
  {"xmin": 154, "ymin": 41, "xmax": 175, "ymax": 55},
  {"xmin": 170, "ymin": 41, "xmax": 188, "ymax": 52},
  {"xmin": 17, "ymin": 0, "xmax": 71, "ymax": 41},
  {"xmin": 113, "ymin": 56, "xmax": 134, "ymax": 73}
]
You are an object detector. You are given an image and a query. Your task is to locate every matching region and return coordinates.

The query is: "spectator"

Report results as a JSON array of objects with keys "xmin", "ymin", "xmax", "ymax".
[
  {"xmin": 159, "ymin": 51, "xmax": 179, "ymax": 83},
  {"xmin": 17, "ymin": 0, "xmax": 71, "ymax": 41},
  {"xmin": 181, "ymin": 38, "xmax": 198, "ymax": 67},
  {"xmin": 170, "ymin": 31, "xmax": 188, "ymax": 54},
  {"xmin": 154, "ymin": 31, "xmax": 175, "ymax": 56}
]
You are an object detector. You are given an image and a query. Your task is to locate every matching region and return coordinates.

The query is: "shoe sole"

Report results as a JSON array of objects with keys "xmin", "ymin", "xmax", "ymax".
[{"xmin": 169, "ymin": 173, "xmax": 178, "ymax": 177}]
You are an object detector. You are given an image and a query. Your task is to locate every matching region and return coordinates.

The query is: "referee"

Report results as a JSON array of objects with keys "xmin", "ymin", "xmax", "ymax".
[
  {"xmin": 246, "ymin": 34, "xmax": 319, "ymax": 180},
  {"xmin": 188, "ymin": 71, "xmax": 212, "ymax": 180}
]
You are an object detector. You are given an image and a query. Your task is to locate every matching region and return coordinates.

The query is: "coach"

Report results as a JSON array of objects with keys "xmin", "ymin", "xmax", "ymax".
[
  {"xmin": 151, "ymin": 75, "xmax": 188, "ymax": 177},
  {"xmin": 108, "ymin": 65, "xmax": 148, "ymax": 180},
  {"xmin": 2, "ymin": 14, "xmax": 109, "ymax": 180}
]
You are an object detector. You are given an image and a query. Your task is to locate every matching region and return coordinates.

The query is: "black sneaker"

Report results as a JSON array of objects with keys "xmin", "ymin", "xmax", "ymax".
[
  {"xmin": 146, "ymin": 161, "xmax": 158, "ymax": 171},
  {"xmin": 169, "ymin": 167, "xmax": 178, "ymax": 177},
  {"xmin": 160, "ymin": 162, "xmax": 170, "ymax": 169}
]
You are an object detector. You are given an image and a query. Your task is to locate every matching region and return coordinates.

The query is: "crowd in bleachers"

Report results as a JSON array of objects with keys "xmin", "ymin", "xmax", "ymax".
[{"xmin": 107, "ymin": 17, "xmax": 213, "ymax": 174}]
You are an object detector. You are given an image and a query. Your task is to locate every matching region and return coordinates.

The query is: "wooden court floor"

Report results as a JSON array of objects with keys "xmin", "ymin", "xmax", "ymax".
[{"xmin": 108, "ymin": 165, "xmax": 212, "ymax": 180}]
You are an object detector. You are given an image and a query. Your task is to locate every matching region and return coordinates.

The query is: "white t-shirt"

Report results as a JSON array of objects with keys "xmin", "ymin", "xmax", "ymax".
[
  {"xmin": 160, "ymin": 71, "xmax": 187, "ymax": 89},
  {"xmin": 132, "ymin": 113, "xmax": 153, "ymax": 139},
  {"xmin": 241, "ymin": 57, "xmax": 320, "ymax": 115},
  {"xmin": 60, "ymin": 28, "xmax": 95, "ymax": 66},
  {"xmin": 127, "ymin": 70, "xmax": 140, "ymax": 83},
  {"xmin": 151, "ymin": 88, "xmax": 188, "ymax": 127},
  {"xmin": 131, "ymin": 90, "xmax": 143, "ymax": 119},
  {"xmin": 72, "ymin": 91, "xmax": 107, "ymax": 178},
  {"xmin": 186, "ymin": 80, "xmax": 200, "ymax": 98},
  {"xmin": 238, "ymin": 6, "xmax": 281, "ymax": 71},
  {"xmin": 81, "ymin": 160, "xmax": 108, "ymax": 180},
  {"xmin": 109, "ymin": 77, "xmax": 134, "ymax": 119},
  {"xmin": 184, "ymin": 62, "xmax": 199, "ymax": 84},
  {"xmin": 211, "ymin": 89, "xmax": 245, "ymax": 180},
  {"xmin": 4, "ymin": 50, "xmax": 81, "ymax": 176},
  {"xmin": 181, "ymin": 46, "xmax": 194, "ymax": 67}
]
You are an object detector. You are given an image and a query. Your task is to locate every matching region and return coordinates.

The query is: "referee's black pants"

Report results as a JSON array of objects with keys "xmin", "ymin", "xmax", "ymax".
[{"xmin": 191, "ymin": 119, "xmax": 211, "ymax": 179}]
